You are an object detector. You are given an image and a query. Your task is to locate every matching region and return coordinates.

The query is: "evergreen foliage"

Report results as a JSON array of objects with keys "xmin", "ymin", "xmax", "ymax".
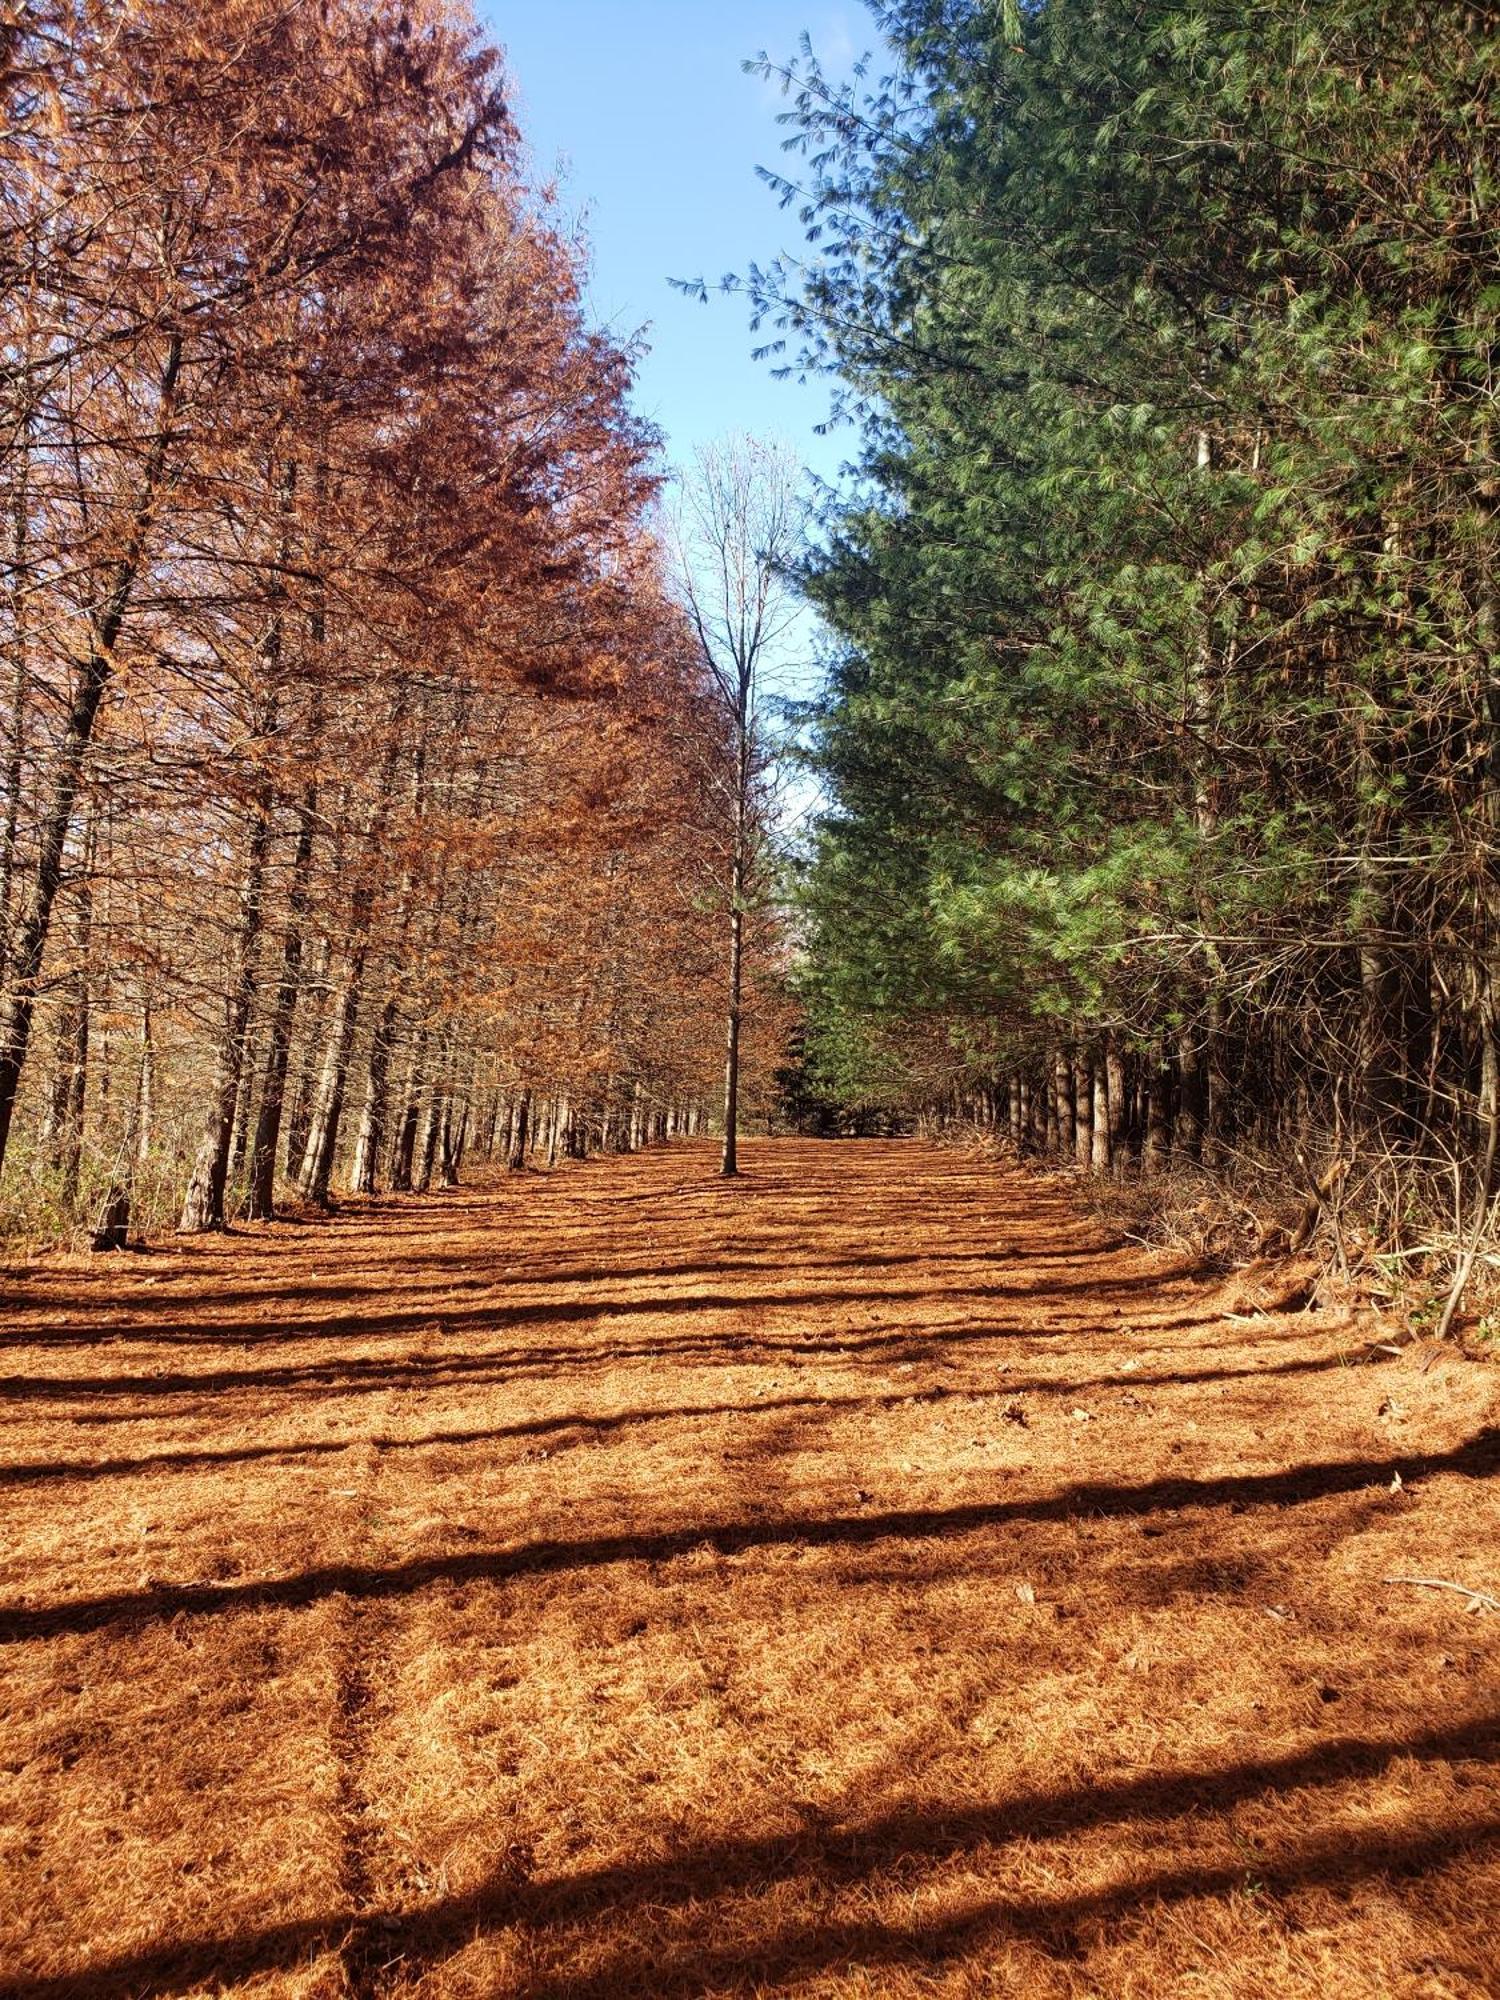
[{"xmin": 749, "ymin": 0, "xmax": 1498, "ymax": 1213}]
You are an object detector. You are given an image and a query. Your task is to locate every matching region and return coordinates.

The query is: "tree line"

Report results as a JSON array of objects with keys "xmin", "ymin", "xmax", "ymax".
[
  {"xmin": 0, "ymin": 0, "xmax": 783, "ymax": 1242},
  {"xmin": 736, "ymin": 0, "xmax": 1496, "ymax": 1251}
]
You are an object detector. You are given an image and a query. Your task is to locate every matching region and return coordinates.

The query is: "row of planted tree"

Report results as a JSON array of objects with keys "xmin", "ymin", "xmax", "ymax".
[
  {"xmin": 916, "ymin": 1039, "xmax": 1325, "ymax": 1187},
  {"xmin": 755, "ymin": 0, "xmax": 1497, "ymax": 1255},
  {"xmin": 0, "ymin": 0, "xmax": 781, "ymax": 1242}
]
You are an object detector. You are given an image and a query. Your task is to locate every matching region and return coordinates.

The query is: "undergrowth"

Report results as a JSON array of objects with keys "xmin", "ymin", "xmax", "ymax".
[
  {"xmin": 957, "ymin": 1126, "xmax": 1500, "ymax": 1350},
  {"xmin": 0, "ymin": 1137, "xmax": 188, "ymax": 1253}
]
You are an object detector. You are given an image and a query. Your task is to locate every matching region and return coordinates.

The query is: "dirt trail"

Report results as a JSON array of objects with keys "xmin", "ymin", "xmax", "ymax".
[{"xmin": 1, "ymin": 1138, "xmax": 1497, "ymax": 1999}]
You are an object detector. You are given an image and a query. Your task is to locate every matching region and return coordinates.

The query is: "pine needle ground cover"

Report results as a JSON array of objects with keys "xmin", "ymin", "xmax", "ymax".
[{"xmin": 1, "ymin": 1139, "xmax": 1496, "ymax": 1999}]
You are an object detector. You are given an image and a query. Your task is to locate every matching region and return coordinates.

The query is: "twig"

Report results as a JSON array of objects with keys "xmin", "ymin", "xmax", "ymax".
[
  {"xmin": 1290, "ymin": 1144, "xmax": 1350, "ymax": 1273},
  {"xmin": 1434, "ymin": 1073, "xmax": 1500, "ymax": 1343},
  {"xmin": 1384, "ymin": 1574, "xmax": 1500, "ymax": 1615}
]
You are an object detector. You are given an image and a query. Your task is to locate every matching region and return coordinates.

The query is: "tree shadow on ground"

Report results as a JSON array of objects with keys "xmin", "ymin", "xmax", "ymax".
[
  {"xmin": 2, "ymin": 1260, "xmax": 1200, "ymax": 1361},
  {"xmin": 6, "ymin": 1711, "xmax": 1495, "ymax": 2000},
  {"xmin": 3, "ymin": 1427, "xmax": 1493, "ymax": 1644},
  {"xmin": 0, "ymin": 1344, "xmax": 1397, "ymax": 1486},
  {"xmin": 1, "ymin": 1240, "xmax": 1145, "ymax": 1325}
]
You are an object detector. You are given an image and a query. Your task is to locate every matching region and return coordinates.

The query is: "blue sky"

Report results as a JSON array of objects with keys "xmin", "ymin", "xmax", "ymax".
[{"xmin": 479, "ymin": 1, "xmax": 868, "ymax": 488}]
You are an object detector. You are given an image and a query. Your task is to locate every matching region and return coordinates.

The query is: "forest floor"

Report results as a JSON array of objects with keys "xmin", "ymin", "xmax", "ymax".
[{"xmin": 1, "ymin": 1138, "xmax": 1498, "ymax": 2000}]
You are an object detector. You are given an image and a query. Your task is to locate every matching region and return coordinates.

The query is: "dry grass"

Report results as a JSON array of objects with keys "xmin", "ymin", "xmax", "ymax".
[
  {"xmin": 1060, "ymin": 1137, "xmax": 1500, "ymax": 1343},
  {"xmin": 1, "ymin": 1137, "xmax": 1497, "ymax": 1999}
]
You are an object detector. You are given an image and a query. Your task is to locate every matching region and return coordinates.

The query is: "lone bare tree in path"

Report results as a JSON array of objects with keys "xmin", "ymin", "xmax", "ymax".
[{"xmin": 673, "ymin": 437, "xmax": 803, "ymax": 1176}]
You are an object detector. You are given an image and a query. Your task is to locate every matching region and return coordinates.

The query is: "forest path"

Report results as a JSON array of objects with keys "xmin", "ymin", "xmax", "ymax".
[{"xmin": 2, "ymin": 1138, "xmax": 1498, "ymax": 1999}]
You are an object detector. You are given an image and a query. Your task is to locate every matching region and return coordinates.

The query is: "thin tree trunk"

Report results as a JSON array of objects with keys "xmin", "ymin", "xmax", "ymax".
[
  {"xmin": 43, "ymin": 859, "xmax": 91, "ymax": 1214},
  {"xmin": 247, "ymin": 783, "xmax": 316, "ymax": 1219},
  {"xmin": 1106, "ymin": 1041, "xmax": 1128, "ymax": 1181},
  {"xmin": 285, "ymin": 931, "xmax": 331, "ymax": 1177},
  {"xmin": 439, "ymin": 1081, "xmax": 469, "ymax": 1187},
  {"xmin": 228, "ymin": 1006, "xmax": 258, "ymax": 1188},
  {"xmin": 1074, "ymin": 1056, "xmax": 1093, "ymax": 1169},
  {"xmin": 350, "ymin": 990, "xmax": 398, "ymax": 1195},
  {"xmin": 722, "ymin": 894, "xmax": 745, "ymax": 1176},
  {"xmin": 388, "ymin": 1028, "xmax": 428, "ymax": 1193},
  {"xmin": 480, "ymin": 1094, "xmax": 501, "ymax": 1160},
  {"xmin": 0, "ymin": 334, "xmax": 182, "ymax": 1179},
  {"xmin": 92, "ymin": 1025, "xmax": 145, "ymax": 1255},
  {"xmin": 0, "ymin": 406, "xmax": 31, "ymax": 989},
  {"xmin": 1091, "ymin": 1060, "xmax": 1111, "ymax": 1175},
  {"xmin": 1054, "ymin": 1048, "xmax": 1075, "ymax": 1160},
  {"xmin": 135, "ymin": 996, "xmax": 155, "ymax": 1164},
  {"xmin": 1043, "ymin": 1065, "xmax": 1059, "ymax": 1153},
  {"xmin": 413, "ymin": 1036, "xmax": 452, "ymax": 1192},
  {"xmin": 721, "ymin": 642, "xmax": 754, "ymax": 1179},
  {"xmin": 180, "ymin": 774, "xmax": 274, "ymax": 1233},
  {"xmin": 1176, "ymin": 1024, "xmax": 1206, "ymax": 1163},
  {"xmin": 1182, "ymin": 429, "xmax": 1226, "ymax": 1174},
  {"xmin": 507, "ymin": 1087, "xmax": 530, "ymax": 1171},
  {"xmin": 1144, "ymin": 1044, "xmax": 1173, "ymax": 1173},
  {"xmin": 297, "ymin": 916, "xmax": 373, "ymax": 1209}
]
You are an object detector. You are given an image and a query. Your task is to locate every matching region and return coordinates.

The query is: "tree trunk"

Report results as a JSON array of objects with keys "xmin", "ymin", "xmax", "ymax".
[
  {"xmin": 1144, "ymin": 1044, "xmax": 1173, "ymax": 1173},
  {"xmin": 350, "ymin": 991, "xmax": 398, "ymax": 1195},
  {"xmin": 480, "ymin": 1095, "xmax": 501, "ymax": 1160},
  {"xmin": 247, "ymin": 785, "xmax": 316, "ymax": 1220},
  {"xmin": 1106, "ymin": 1041, "xmax": 1128, "ymax": 1180},
  {"xmin": 722, "ymin": 895, "xmax": 744, "ymax": 1176},
  {"xmin": 1042, "ymin": 1065, "xmax": 1059, "ymax": 1153},
  {"xmin": 1091, "ymin": 1060, "xmax": 1111, "ymax": 1175},
  {"xmin": 297, "ymin": 931, "xmax": 371, "ymax": 1209},
  {"xmin": 44, "ymin": 984, "xmax": 88, "ymax": 1212},
  {"xmin": 1358, "ymin": 935, "xmax": 1419, "ymax": 1164},
  {"xmin": 1074, "ymin": 1055, "xmax": 1093, "ymax": 1169},
  {"xmin": 413, "ymin": 1041, "xmax": 449, "ymax": 1192},
  {"xmin": 0, "ymin": 407, "xmax": 31, "ymax": 989},
  {"xmin": 439, "ymin": 1087, "xmax": 468, "ymax": 1187},
  {"xmin": 180, "ymin": 779, "xmax": 273, "ymax": 1233},
  {"xmin": 228, "ymin": 1007, "xmax": 258, "ymax": 1188},
  {"xmin": 1176, "ymin": 1023, "xmax": 1206, "ymax": 1163},
  {"xmin": 135, "ymin": 996, "xmax": 155, "ymax": 1163},
  {"xmin": 91, "ymin": 983, "xmax": 150, "ymax": 1253},
  {"xmin": 1053, "ymin": 1048, "xmax": 1075, "ymax": 1160},
  {"xmin": 42, "ymin": 832, "xmax": 93, "ymax": 1213},
  {"xmin": 437, "ymin": 1048, "xmax": 472, "ymax": 1187},
  {"xmin": 0, "ymin": 334, "xmax": 182, "ymax": 1179},
  {"xmin": 388, "ymin": 1045, "xmax": 425, "ymax": 1193},
  {"xmin": 285, "ymin": 930, "xmax": 331, "ymax": 1179},
  {"xmin": 565, "ymin": 1102, "xmax": 588, "ymax": 1159},
  {"xmin": 507, "ymin": 1087, "xmax": 530, "ymax": 1171}
]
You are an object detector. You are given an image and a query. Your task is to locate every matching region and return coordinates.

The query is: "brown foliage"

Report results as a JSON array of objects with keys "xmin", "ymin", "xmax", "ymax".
[{"xmin": 0, "ymin": 0, "xmax": 784, "ymax": 1238}]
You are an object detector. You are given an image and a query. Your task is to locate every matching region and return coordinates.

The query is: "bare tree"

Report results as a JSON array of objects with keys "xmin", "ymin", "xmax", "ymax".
[{"xmin": 672, "ymin": 437, "xmax": 804, "ymax": 1176}]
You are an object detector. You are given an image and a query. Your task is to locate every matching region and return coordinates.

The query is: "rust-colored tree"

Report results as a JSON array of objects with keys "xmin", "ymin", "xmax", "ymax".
[{"xmin": 0, "ymin": 0, "xmax": 786, "ymax": 1242}]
